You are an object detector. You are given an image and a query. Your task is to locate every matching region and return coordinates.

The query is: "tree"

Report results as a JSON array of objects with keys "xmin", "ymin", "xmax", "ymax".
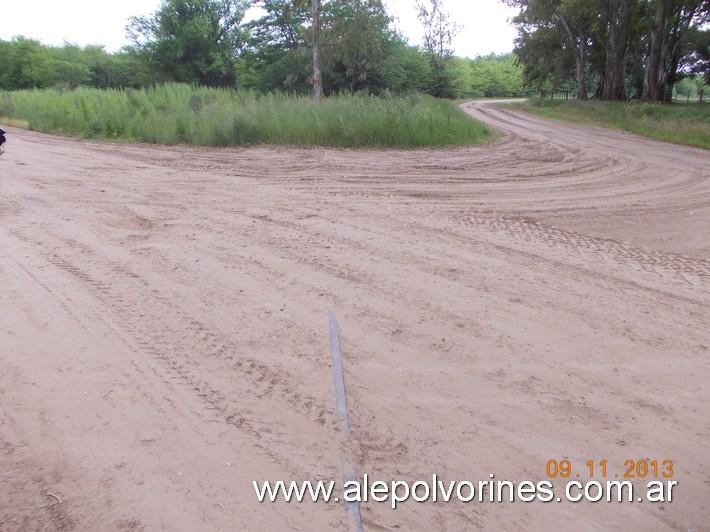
[
  {"xmin": 127, "ymin": 0, "xmax": 249, "ymax": 87},
  {"xmin": 286, "ymin": 0, "xmax": 323, "ymax": 99},
  {"xmin": 507, "ymin": 0, "xmax": 596, "ymax": 100},
  {"xmin": 416, "ymin": 0, "xmax": 460, "ymax": 97},
  {"xmin": 513, "ymin": 21, "xmax": 575, "ymax": 91},
  {"xmin": 240, "ymin": 0, "xmax": 311, "ymax": 92},
  {"xmin": 598, "ymin": 0, "xmax": 634, "ymax": 100},
  {"xmin": 50, "ymin": 44, "xmax": 93, "ymax": 89},
  {"xmin": 380, "ymin": 38, "xmax": 434, "ymax": 93},
  {"xmin": 0, "ymin": 1, "xmax": 535, "ymax": 98},
  {"xmin": 240, "ymin": 0, "xmax": 400, "ymax": 95},
  {"xmin": 642, "ymin": 0, "xmax": 708, "ymax": 102},
  {"xmin": 311, "ymin": 0, "xmax": 323, "ymax": 100},
  {"xmin": 249, "ymin": 0, "xmax": 308, "ymax": 51},
  {"xmin": 557, "ymin": 0, "xmax": 596, "ymax": 100},
  {"xmin": 507, "ymin": 0, "xmax": 710, "ymax": 101},
  {"xmin": 0, "ymin": 38, "xmax": 55, "ymax": 90},
  {"xmin": 683, "ymin": 24, "xmax": 710, "ymax": 83},
  {"xmin": 327, "ymin": 0, "xmax": 393, "ymax": 92},
  {"xmin": 416, "ymin": 0, "xmax": 459, "ymax": 59}
]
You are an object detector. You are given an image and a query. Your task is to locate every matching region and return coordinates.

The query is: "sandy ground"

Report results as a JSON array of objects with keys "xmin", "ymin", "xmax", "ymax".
[{"xmin": 1, "ymin": 101, "xmax": 709, "ymax": 531}]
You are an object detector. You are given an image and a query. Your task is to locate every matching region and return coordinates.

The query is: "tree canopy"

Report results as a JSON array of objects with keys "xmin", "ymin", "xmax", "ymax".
[
  {"xmin": 506, "ymin": 0, "xmax": 709, "ymax": 101},
  {"xmin": 126, "ymin": 0, "xmax": 250, "ymax": 87},
  {"xmin": 1, "ymin": 0, "xmax": 705, "ymax": 100}
]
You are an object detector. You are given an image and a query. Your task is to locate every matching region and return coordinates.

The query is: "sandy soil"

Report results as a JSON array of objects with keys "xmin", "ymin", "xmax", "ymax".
[{"xmin": 1, "ymin": 101, "xmax": 709, "ymax": 531}]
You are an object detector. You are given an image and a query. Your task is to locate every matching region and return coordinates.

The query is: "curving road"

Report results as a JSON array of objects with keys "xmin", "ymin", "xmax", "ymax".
[{"xmin": 1, "ymin": 102, "xmax": 709, "ymax": 530}]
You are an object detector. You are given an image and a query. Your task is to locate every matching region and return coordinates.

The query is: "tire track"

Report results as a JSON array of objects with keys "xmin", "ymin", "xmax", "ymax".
[{"xmin": 7, "ymin": 226, "xmax": 340, "ymax": 480}]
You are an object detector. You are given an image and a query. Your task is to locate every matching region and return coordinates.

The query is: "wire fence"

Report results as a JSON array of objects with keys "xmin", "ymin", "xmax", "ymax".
[
  {"xmin": 545, "ymin": 89, "xmax": 575, "ymax": 100},
  {"xmin": 541, "ymin": 87, "xmax": 705, "ymax": 103},
  {"xmin": 671, "ymin": 87, "xmax": 705, "ymax": 104}
]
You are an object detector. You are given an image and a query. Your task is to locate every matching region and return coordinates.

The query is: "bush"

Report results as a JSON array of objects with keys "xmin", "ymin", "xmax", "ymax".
[{"xmin": 0, "ymin": 84, "xmax": 492, "ymax": 148}]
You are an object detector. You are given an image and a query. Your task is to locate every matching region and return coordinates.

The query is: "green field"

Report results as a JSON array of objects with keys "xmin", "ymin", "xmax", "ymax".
[
  {"xmin": 515, "ymin": 99, "xmax": 710, "ymax": 150},
  {"xmin": 0, "ymin": 84, "xmax": 492, "ymax": 148}
]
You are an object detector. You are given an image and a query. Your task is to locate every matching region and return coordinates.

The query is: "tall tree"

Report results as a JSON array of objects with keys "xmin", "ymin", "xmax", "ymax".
[
  {"xmin": 312, "ymin": 0, "xmax": 323, "ymax": 100},
  {"xmin": 512, "ymin": 21, "xmax": 575, "ymax": 91},
  {"xmin": 327, "ymin": 0, "xmax": 393, "ymax": 92},
  {"xmin": 553, "ymin": 0, "xmax": 596, "ymax": 100},
  {"xmin": 507, "ymin": 0, "xmax": 596, "ymax": 100},
  {"xmin": 127, "ymin": 0, "xmax": 249, "ymax": 87},
  {"xmin": 642, "ymin": 0, "xmax": 708, "ymax": 101},
  {"xmin": 289, "ymin": 0, "xmax": 323, "ymax": 99},
  {"xmin": 599, "ymin": 0, "xmax": 634, "ymax": 100},
  {"xmin": 416, "ymin": 0, "xmax": 459, "ymax": 59},
  {"xmin": 416, "ymin": 0, "xmax": 460, "ymax": 97},
  {"xmin": 683, "ymin": 23, "xmax": 710, "ymax": 83},
  {"xmin": 643, "ymin": 0, "xmax": 672, "ymax": 100},
  {"xmin": 241, "ymin": 0, "xmax": 401, "ymax": 94}
]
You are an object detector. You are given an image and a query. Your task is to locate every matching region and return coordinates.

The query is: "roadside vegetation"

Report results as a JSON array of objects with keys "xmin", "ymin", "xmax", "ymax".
[
  {"xmin": 1, "ymin": 0, "xmax": 707, "ymax": 149},
  {"xmin": 0, "ymin": 85, "xmax": 491, "ymax": 148},
  {"xmin": 515, "ymin": 99, "xmax": 710, "ymax": 150},
  {"xmin": 0, "ymin": 1, "xmax": 528, "ymax": 100}
]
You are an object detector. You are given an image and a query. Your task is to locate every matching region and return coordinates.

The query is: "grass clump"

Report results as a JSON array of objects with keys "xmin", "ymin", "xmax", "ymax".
[
  {"xmin": 0, "ymin": 84, "xmax": 491, "ymax": 148},
  {"xmin": 515, "ymin": 98, "xmax": 710, "ymax": 149}
]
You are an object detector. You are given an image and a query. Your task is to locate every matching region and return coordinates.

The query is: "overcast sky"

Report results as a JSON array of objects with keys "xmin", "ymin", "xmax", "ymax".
[{"xmin": 0, "ymin": 0, "xmax": 518, "ymax": 58}]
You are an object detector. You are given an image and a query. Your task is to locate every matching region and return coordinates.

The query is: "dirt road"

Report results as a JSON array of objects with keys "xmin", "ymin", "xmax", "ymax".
[{"xmin": 1, "ymin": 102, "xmax": 709, "ymax": 531}]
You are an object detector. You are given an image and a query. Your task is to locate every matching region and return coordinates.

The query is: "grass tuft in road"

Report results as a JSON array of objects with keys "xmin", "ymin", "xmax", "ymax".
[
  {"xmin": 0, "ymin": 84, "xmax": 491, "ymax": 148},
  {"xmin": 514, "ymin": 99, "xmax": 710, "ymax": 150}
]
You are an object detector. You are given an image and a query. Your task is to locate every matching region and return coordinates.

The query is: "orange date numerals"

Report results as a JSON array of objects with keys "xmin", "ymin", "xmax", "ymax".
[
  {"xmin": 546, "ymin": 459, "xmax": 674, "ymax": 479},
  {"xmin": 546, "ymin": 459, "xmax": 572, "ymax": 478},
  {"xmin": 623, "ymin": 459, "xmax": 674, "ymax": 479},
  {"xmin": 586, "ymin": 459, "xmax": 607, "ymax": 477}
]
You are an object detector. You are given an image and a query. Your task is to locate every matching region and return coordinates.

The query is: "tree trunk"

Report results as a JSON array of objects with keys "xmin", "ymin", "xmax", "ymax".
[
  {"xmin": 659, "ymin": 37, "xmax": 677, "ymax": 103},
  {"xmin": 602, "ymin": 0, "xmax": 630, "ymax": 100},
  {"xmin": 658, "ymin": 3, "xmax": 700, "ymax": 103},
  {"xmin": 595, "ymin": 74, "xmax": 605, "ymax": 99},
  {"xmin": 558, "ymin": 13, "xmax": 588, "ymax": 100},
  {"xmin": 576, "ymin": 43, "xmax": 588, "ymax": 100},
  {"xmin": 642, "ymin": 1, "xmax": 701, "ymax": 102},
  {"xmin": 311, "ymin": 0, "xmax": 323, "ymax": 102},
  {"xmin": 642, "ymin": 0, "xmax": 670, "ymax": 101}
]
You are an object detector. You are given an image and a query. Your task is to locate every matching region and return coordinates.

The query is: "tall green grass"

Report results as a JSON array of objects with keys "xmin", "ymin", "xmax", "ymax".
[
  {"xmin": 0, "ymin": 84, "xmax": 491, "ymax": 148},
  {"xmin": 517, "ymin": 99, "xmax": 710, "ymax": 150}
]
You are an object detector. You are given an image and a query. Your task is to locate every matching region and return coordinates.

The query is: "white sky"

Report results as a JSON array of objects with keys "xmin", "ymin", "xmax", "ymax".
[{"xmin": 0, "ymin": 0, "xmax": 517, "ymax": 58}]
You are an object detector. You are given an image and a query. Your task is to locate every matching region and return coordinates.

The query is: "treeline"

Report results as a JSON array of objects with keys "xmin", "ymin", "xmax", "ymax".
[
  {"xmin": 0, "ymin": 39, "xmax": 152, "ymax": 90},
  {"xmin": 0, "ymin": 0, "xmax": 529, "ymax": 99},
  {"xmin": 506, "ymin": 0, "xmax": 709, "ymax": 102}
]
